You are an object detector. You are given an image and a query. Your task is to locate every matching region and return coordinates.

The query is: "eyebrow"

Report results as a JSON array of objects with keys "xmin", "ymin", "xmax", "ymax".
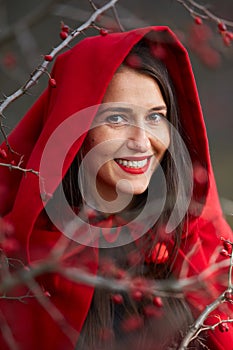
[{"xmin": 97, "ymin": 105, "xmax": 167, "ymax": 116}]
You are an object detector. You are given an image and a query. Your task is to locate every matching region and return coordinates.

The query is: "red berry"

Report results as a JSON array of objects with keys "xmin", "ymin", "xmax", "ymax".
[
  {"xmin": 194, "ymin": 16, "xmax": 203, "ymax": 25},
  {"xmin": 49, "ymin": 78, "xmax": 56, "ymax": 88},
  {"xmin": 225, "ymin": 291, "xmax": 233, "ymax": 301},
  {"xmin": 143, "ymin": 305, "xmax": 162, "ymax": 318},
  {"xmin": 1, "ymin": 238, "xmax": 19, "ymax": 254},
  {"xmin": 131, "ymin": 277, "xmax": 148, "ymax": 291},
  {"xmin": 153, "ymin": 296, "xmax": 163, "ymax": 307},
  {"xmin": 220, "ymin": 249, "xmax": 229, "ymax": 257},
  {"xmin": 226, "ymin": 31, "xmax": 233, "ymax": 40},
  {"xmin": 100, "ymin": 28, "xmax": 108, "ymax": 36},
  {"xmin": 131, "ymin": 290, "xmax": 143, "ymax": 302},
  {"xmin": 223, "ymin": 241, "xmax": 232, "ymax": 253},
  {"xmin": 218, "ymin": 322, "xmax": 229, "ymax": 332},
  {"xmin": 111, "ymin": 294, "xmax": 123, "ymax": 304},
  {"xmin": 121, "ymin": 315, "xmax": 144, "ymax": 332},
  {"xmin": 44, "ymin": 55, "xmax": 53, "ymax": 62},
  {"xmin": 223, "ymin": 34, "xmax": 231, "ymax": 47},
  {"xmin": 61, "ymin": 24, "xmax": 69, "ymax": 33},
  {"xmin": 60, "ymin": 31, "xmax": 68, "ymax": 40},
  {"xmin": 0, "ymin": 148, "xmax": 7, "ymax": 159},
  {"xmin": 115, "ymin": 269, "xmax": 126, "ymax": 279},
  {"xmin": 218, "ymin": 22, "xmax": 227, "ymax": 32}
]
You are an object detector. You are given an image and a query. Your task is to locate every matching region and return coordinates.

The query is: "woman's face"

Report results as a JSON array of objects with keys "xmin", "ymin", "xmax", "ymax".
[{"xmin": 82, "ymin": 66, "xmax": 170, "ymax": 203}]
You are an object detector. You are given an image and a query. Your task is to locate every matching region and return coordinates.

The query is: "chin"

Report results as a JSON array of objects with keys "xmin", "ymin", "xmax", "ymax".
[{"xmin": 117, "ymin": 181, "xmax": 149, "ymax": 196}]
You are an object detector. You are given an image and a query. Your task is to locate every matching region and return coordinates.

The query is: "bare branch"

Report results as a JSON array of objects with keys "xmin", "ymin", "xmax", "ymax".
[
  {"xmin": 112, "ymin": 5, "xmax": 125, "ymax": 31},
  {"xmin": 177, "ymin": 0, "xmax": 233, "ymax": 27},
  {"xmin": 0, "ymin": 162, "xmax": 39, "ymax": 176},
  {"xmin": 0, "ymin": 0, "xmax": 120, "ymax": 130},
  {"xmin": 88, "ymin": 0, "xmax": 98, "ymax": 11}
]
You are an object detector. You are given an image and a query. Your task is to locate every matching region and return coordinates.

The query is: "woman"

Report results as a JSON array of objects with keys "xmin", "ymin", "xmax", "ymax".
[{"xmin": 0, "ymin": 26, "xmax": 232, "ymax": 350}]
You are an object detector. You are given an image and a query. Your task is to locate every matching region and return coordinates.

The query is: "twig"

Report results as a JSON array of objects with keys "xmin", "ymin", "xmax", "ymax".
[
  {"xmin": 0, "ymin": 0, "xmax": 120, "ymax": 158},
  {"xmin": 25, "ymin": 278, "xmax": 78, "ymax": 346},
  {"xmin": 0, "ymin": 0, "xmax": 119, "ymax": 118},
  {"xmin": 0, "ymin": 118, "xmax": 15, "ymax": 152},
  {"xmin": 177, "ymin": 0, "xmax": 233, "ymax": 27},
  {"xmin": 228, "ymin": 243, "xmax": 233, "ymax": 288},
  {"xmin": 0, "ymin": 0, "xmax": 68, "ymax": 45},
  {"xmin": 178, "ymin": 240, "xmax": 233, "ymax": 349},
  {"xmin": 0, "ymin": 162, "xmax": 39, "ymax": 176},
  {"xmin": 178, "ymin": 290, "xmax": 226, "ymax": 349},
  {"xmin": 112, "ymin": 5, "xmax": 124, "ymax": 31},
  {"xmin": 88, "ymin": 0, "xmax": 98, "ymax": 11}
]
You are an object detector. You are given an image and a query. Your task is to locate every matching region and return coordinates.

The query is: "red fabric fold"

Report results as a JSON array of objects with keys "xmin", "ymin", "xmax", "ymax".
[{"xmin": 0, "ymin": 26, "xmax": 232, "ymax": 349}]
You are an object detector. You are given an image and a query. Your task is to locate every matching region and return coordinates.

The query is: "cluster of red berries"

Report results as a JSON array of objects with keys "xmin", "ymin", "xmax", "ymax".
[
  {"xmin": 45, "ymin": 22, "xmax": 72, "ymax": 88},
  {"xmin": 111, "ymin": 290, "xmax": 163, "ymax": 333},
  {"xmin": 220, "ymin": 238, "xmax": 232, "ymax": 257},
  {"xmin": 43, "ymin": 54, "xmax": 55, "ymax": 87},
  {"xmin": 111, "ymin": 274, "xmax": 163, "ymax": 334},
  {"xmin": 59, "ymin": 22, "xmax": 70, "ymax": 40},
  {"xmin": 217, "ymin": 22, "xmax": 233, "ymax": 47},
  {"xmin": 224, "ymin": 290, "xmax": 233, "ymax": 302},
  {"xmin": 189, "ymin": 22, "xmax": 220, "ymax": 68},
  {"xmin": 218, "ymin": 322, "xmax": 229, "ymax": 332},
  {"xmin": 194, "ymin": 16, "xmax": 233, "ymax": 47}
]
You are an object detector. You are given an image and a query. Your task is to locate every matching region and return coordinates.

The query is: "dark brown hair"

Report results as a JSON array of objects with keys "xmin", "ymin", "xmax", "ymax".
[{"xmin": 63, "ymin": 40, "xmax": 203, "ymax": 349}]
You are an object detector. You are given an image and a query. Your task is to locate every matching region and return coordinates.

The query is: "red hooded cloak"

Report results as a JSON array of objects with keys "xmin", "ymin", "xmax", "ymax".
[{"xmin": 0, "ymin": 26, "xmax": 232, "ymax": 350}]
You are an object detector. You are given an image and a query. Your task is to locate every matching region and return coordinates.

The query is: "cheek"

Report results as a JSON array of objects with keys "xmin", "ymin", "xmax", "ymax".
[
  {"xmin": 82, "ymin": 130, "xmax": 100, "ymax": 154},
  {"xmin": 82, "ymin": 132, "xmax": 116, "ymax": 167},
  {"xmin": 162, "ymin": 130, "xmax": 170, "ymax": 150},
  {"xmin": 151, "ymin": 128, "xmax": 170, "ymax": 154}
]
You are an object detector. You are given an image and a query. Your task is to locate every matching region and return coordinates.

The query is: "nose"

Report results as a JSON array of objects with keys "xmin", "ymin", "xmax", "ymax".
[{"xmin": 126, "ymin": 125, "xmax": 151, "ymax": 153}]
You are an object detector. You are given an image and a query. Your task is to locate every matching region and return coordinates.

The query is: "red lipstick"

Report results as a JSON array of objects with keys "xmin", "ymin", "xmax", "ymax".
[{"xmin": 115, "ymin": 157, "xmax": 151, "ymax": 174}]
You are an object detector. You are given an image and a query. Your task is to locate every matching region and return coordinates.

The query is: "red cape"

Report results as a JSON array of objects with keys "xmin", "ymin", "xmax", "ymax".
[{"xmin": 0, "ymin": 26, "xmax": 232, "ymax": 349}]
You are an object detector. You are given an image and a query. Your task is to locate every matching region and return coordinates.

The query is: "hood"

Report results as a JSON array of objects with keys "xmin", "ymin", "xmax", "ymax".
[{"xmin": 0, "ymin": 26, "xmax": 230, "ymax": 259}]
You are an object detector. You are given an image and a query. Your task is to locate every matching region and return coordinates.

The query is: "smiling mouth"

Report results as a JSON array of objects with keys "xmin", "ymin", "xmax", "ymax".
[
  {"xmin": 115, "ymin": 158, "xmax": 149, "ymax": 169},
  {"xmin": 114, "ymin": 156, "xmax": 152, "ymax": 174}
]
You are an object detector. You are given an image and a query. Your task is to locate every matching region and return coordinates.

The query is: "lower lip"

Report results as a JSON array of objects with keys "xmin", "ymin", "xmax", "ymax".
[{"xmin": 115, "ymin": 159, "xmax": 150, "ymax": 174}]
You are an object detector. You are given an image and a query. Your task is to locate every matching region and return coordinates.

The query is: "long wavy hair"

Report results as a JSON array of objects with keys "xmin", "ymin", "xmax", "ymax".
[{"xmin": 62, "ymin": 40, "xmax": 203, "ymax": 349}]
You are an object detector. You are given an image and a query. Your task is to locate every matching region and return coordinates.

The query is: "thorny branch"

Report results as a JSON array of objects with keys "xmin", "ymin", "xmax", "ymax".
[
  {"xmin": 0, "ymin": 232, "xmax": 232, "ymax": 349},
  {"xmin": 0, "ymin": 0, "xmax": 119, "ymax": 116},
  {"xmin": 0, "ymin": 162, "xmax": 39, "ymax": 176},
  {"xmin": 178, "ymin": 240, "xmax": 233, "ymax": 349},
  {"xmin": 0, "ymin": 0, "xmax": 121, "ymax": 179}
]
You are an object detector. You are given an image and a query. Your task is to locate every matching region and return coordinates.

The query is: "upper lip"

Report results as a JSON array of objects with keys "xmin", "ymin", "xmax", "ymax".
[{"xmin": 115, "ymin": 156, "xmax": 153, "ymax": 161}]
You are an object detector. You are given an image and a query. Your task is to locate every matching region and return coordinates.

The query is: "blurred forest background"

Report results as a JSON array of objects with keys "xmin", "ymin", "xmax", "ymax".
[{"xmin": 0, "ymin": 0, "xmax": 232, "ymax": 226}]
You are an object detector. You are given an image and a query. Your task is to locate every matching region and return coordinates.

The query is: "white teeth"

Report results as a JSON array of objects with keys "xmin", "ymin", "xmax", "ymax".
[{"xmin": 116, "ymin": 158, "xmax": 148, "ymax": 168}]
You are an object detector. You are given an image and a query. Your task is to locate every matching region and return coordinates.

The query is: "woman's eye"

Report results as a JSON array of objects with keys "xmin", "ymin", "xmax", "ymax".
[
  {"xmin": 147, "ymin": 113, "xmax": 165, "ymax": 124},
  {"xmin": 106, "ymin": 115, "xmax": 125, "ymax": 124}
]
